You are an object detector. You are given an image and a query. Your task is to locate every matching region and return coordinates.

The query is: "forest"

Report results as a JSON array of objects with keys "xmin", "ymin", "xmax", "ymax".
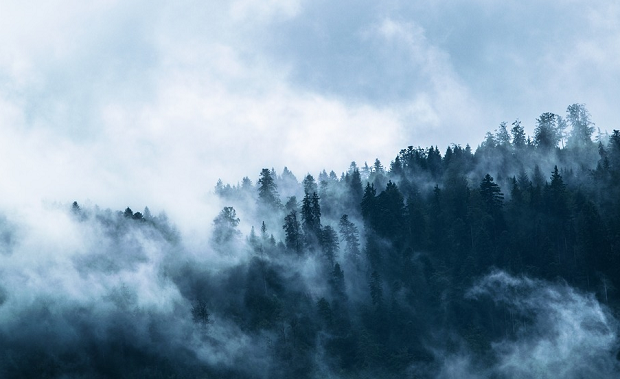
[{"xmin": 1, "ymin": 103, "xmax": 619, "ymax": 378}]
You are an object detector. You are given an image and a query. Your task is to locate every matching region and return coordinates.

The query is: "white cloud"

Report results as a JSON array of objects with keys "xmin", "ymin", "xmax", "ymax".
[
  {"xmin": 229, "ymin": 0, "xmax": 303, "ymax": 23},
  {"xmin": 0, "ymin": 2, "xmax": 411, "ymax": 234},
  {"xmin": 0, "ymin": 0, "xmax": 619, "ymax": 234},
  {"xmin": 467, "ymin": 271, "xmax": 619, "ymax": 378}
]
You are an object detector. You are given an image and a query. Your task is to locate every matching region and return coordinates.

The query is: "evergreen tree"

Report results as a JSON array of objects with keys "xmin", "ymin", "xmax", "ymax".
[
  {"xmin": 566, "ymin": 103, "xmax": 595, "ymax": 148},
  {"xmin": 496, "ymin": 122, "xmax": 511, "ymax": 147},
  {"xmin": 390, "ymin": 156, "xmax": 403, "ymax": 177},
  {"xmin": 361, "ymin": 183, "xmax": 377, "ymax": 222},
  {"xmin": 143, "ymin": 206, "xmax": 152, "ymax": 220},
  {"xmin": 321, "ymin": 225, "xmax": 340, "ymax": 266},
  {"xmin": 547, "ymin": 166, "xmax": 568, "ymax": 219},
  {"xmin": 212, "ymin": 206, "xmax": 241, "ymax": 244},
  {"xmin": 301, "ymin": 191, "xmax": 322, "ymax": 249},
  {"xmin": 241, "ymin": 176, "xmax": 253, "ymax": 191},
  {"xmin": 479, "ymin": 174, "xmax": 504, "ymax": 214},
  {"xmin": 427, "ymin": 146, "xmax": 443, "ymax": 177},
  {"xmin": 532, "ymin": 165, "xmax": 545, "ymax": 188},
  {"xmin": 261, "ymin": 221, "xmax": 268, "ymax": 240},
  {"xmin": 283, "ymin": 210, "xmax": 302, "ymax": 253},
  {"xmin": 348, "ymin": 169, "xmax": 364, "ymax": 210},
  {"xmin": 511, "ymin": 119, "xmax": 526, "ymax": 148},
  {"xmin": 534, "ymin": 112, "xmax": 560, "ymax": 150},
  {"xmin": 215, "ymin": 179, "xmax": 234, "ymax": 198},
  {"xmin": 516, "ymin": 170, "xmax": 531, "ymax": 197},
  {"xmin": 374, "ymin": 181, "xmax": 405, "ymax": 240},
  {"xmin": 258, "ymin": 168, "xmax": 281, "ymax": 209},
  {"xmin": 607, "ymin": 130, "xmax": 620, "ymax": 172},
  {"xmin": 373, "ymin": 159, "xmax": 384, "ymax": 173},
  {"xmin": 303, "ymin": 174, "xmax": 318, "ymax": 196},
  {"xmin": 281, "ymin": 166, "xmax": 298, "ymax": 185},
  {"xmin": 481, "ymin": 132, "xmax": 497, "ymax": 149},
  {"xmin": 339, "ymin": 214, "xmax": 361, "ymax": 264}
]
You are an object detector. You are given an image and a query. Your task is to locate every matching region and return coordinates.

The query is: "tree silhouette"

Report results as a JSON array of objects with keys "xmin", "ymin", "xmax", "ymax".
[
  {"xmin": 258, "ymin": 168, "xmax": 281, "ymax": 209},
  {"xmin": 212, "ymin": 206, "xmax": 241, "ymax": 244}
]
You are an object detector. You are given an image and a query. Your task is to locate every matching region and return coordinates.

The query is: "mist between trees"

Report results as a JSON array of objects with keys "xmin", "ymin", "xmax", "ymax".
[{"xmin": 1, "ymin": 104, "xmax": 619, "ymax": 378}]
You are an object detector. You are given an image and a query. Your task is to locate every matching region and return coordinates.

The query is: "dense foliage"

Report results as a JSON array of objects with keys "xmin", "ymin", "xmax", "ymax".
[
  {"xmin": 2, "ymin": 104, "xmax": 619, "ymax": 378},
  {"xmin": 209, "ymin": 104, "xmax": 620, "ymax": 377}
]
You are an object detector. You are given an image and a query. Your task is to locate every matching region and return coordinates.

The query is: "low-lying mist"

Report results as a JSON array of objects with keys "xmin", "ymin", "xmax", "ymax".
[
  {"xmin": 0, "ymin": 203, "xmax": 617, "ymax": 377},
  {"xmin": 2, "ymin": 105, "xmax": 620, "ymax": 378}
]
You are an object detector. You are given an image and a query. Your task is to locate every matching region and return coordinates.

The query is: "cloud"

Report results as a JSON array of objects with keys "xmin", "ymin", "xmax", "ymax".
[
  {"xmin": 370, "ymin": 18, "xmax": 485, "ymax": 145},
  {"xmin": 0, "ymin": 1, "xmax": 414, "ymax": 235},
  {"xmin": 464, "ymin": 271, "xmax": 620, "ymax": 378},
  {"xmin": 1, "ymin": 0, "xmax": 619, "ymax": 236},
  {"xmin": 229, "ymin": 0, "xmax": 303, "ymax": 22},
  {"xmin": 1, "ymin": 4, "xmax": 619, "ymax": 375},
  {"xmin": 0, "ymin": 203, "xmax": 262, "ymax": 377}
]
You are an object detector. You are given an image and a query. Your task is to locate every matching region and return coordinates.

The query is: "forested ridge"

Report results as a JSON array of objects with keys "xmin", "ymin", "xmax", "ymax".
[{"xmin": 2, "ymin": 104, "xmax": 620, "ymax": 378}]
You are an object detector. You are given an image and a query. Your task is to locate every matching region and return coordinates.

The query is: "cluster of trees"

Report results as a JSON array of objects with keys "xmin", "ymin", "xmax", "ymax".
[
  {"xmin": 206, "ymin": 103, "xmax": 620, "ymax": 377},
  {"xmin": 8, "ymin": 104, "xmax": 620, "ymax": 378},
  {"xmin": 17, "ymin": 103, "xmax": 614, "ymax": 378}
]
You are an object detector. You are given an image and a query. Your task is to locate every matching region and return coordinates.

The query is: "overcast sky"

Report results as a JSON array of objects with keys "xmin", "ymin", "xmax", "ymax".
[{"xmin": 1, "ymin": 0, "xmax": 619, "ymax": 228}]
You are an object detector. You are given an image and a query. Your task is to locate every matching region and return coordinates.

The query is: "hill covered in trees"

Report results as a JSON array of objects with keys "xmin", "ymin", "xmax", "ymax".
[{"xmin": 1, "ymin": 104, "xmax": 619, "ymax": 378}]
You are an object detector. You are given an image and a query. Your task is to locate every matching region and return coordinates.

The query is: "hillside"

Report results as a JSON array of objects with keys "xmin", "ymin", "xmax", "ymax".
[{"xmin": 1, "ymin": 104, "xmax": 619, "ymax": 378}]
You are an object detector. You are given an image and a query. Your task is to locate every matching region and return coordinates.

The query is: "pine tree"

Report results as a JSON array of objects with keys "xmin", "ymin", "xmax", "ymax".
[
  {"xmin": 261, "ymin": 221, "xmax": 268, "ymax": 239},
  {"xmin": 566, "ymin": 103, "xmax": 595, "ymax": 148},
  {"xmin": 303, "ymin": 174, "xmax": 318, "ymax": 196},
  {"xmin": 511, "ymin": 119, "xmax": 526, "ymax": 148},
  {"xmin": 348, "ymin": 169, "xmax": 364, "ymax": 207},
  {"xmin": 482, "ymin": 132, "xmax": 497, "ymax": 149},
  {"xmin": 283, "ymin": 210, "xmax": 302, "ymax": 253},
  {"xmin": 534, "ymin": 112, "xmax": 560, "ymax": 150},
  {"xmin": 212, "ymin": 207, "xmax": 241, "ymax": 244},
  {"xmin": 339, "ymin": 214, "xmax": 361, "ymax": 264},
  {"xmin": 258, "ymin": 168, "xmax": 281, "ymax": 209},
  {"xmin": 280, "ymin": 166, "xmax": 298, "ymax": 185},
  {"xmin": 607, "ymin": 130, "xmax": 620, "ymax": 172},
  {"xmin": 532, "ymin": 165, "xmax": 545, "ymax": 188},
  {"xmin": 241, "ymin": 176, "xmax": 253, "ymax": 191},
  {"xmin": 373, "ymin": 159, "xmax": 384, "ymax": 173},
  {"xmin": 496, "ymin": 122, "xmax": 511, "ymax": 147},
  {"xmin": 301, "ymin": 191, "xmax": 322, "ymax": 249},
  {"xmin": 547, "ymin": 166, "xmax": 568, "ymax": 219},
  {"xmin": 427, "ymin": 146, "xmax": 443, "ymax": 177},
  {"xmin": 143, "ymin": 206, "xmax": 152, "ymax": 220},
  {"xmin": 390, "ymin": 156, "xmax": 403, "ymax": 176},
  {"xmin": 374, "ymin": 181, "xmax": 405, "ymax": 239},
  {"xmin": 321, "ymin": 225, "xmax": 339, "ymax": 266},
  {"xmin": 479, "ymin": 174, "xmax": 504, "ymax": 214},
  {"xmin": 361, "ymin": 183, "xmax": 377, "ymax": 222}
]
